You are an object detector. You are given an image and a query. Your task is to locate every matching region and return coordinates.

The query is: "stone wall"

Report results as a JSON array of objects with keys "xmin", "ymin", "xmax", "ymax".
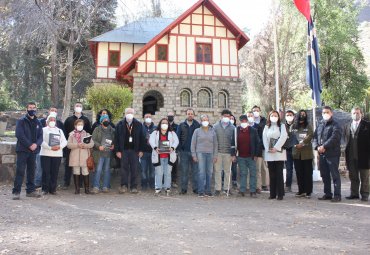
[{"xmin": 0, "ymin": 141, "xmax": 16, "ymax": 183}]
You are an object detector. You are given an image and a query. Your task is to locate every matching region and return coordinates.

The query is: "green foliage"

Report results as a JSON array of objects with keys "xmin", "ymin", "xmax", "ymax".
[
  {"xmin": 0, "ymin": 87, "xmax": 19, "ymax": 111},
  {"xmin": 86, "ymin": 84, "xmax": 133, "ymax": 123}
]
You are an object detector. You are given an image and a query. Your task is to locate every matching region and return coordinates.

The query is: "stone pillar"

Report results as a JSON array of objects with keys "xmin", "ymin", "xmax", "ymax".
[{"xmin": 0, "ymin": 142, "xmax": 16, "ymax": 183}]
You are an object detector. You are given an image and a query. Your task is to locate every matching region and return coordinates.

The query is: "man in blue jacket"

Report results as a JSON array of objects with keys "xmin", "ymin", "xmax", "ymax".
[{"xmin": 12, "ymin": 102, "xmax": 43, "ymax": 200}]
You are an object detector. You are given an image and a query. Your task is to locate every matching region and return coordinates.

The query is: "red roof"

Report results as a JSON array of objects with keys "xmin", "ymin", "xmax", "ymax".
[{"xmin": 116, "ymin": 0, "xmax": 250, "ymax": 80}]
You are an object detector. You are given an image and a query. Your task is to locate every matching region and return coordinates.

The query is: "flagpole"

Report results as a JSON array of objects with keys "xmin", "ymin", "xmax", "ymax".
[{"xmin": 273, "ymin": 0, "xmax": 280, "ymax": 111}]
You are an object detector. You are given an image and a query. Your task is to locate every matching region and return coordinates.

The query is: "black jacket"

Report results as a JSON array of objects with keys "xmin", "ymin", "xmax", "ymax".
[
  {"xmin": 176, "ymin": 119, "xmax": 200, "ymax": 152},
  {"xmin": 114, "ymin": 118, "xmax": 145, "ymax": 153},
  {"xmin": 313, "ymin": 118, "xmax": 342, "ymax": 158},
  {"xmin": 15, "ymin": 115, "xmax": 43, "ymax": 153},
  {"xmin": 142, "ymin": 122, "xmax": 157, "ymax": 153},
  {"xmin": 64, "ymin": 113, "xmax": 92, "ymax": 137}
]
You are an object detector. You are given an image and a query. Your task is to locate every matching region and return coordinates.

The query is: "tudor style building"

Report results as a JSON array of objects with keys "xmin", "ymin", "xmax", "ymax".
[{"xmin": 89, "ymin": 0, "xmax": 249, "ymax": 123}]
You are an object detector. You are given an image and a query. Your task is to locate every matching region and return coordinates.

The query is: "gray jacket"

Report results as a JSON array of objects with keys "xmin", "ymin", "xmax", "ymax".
[{"xmin": 213, "ymin": 121, "xmax": 235, "ymax": 154}]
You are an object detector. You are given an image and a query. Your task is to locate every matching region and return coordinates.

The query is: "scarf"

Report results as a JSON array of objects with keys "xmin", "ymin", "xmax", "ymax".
[{"xmin": 74, "ymin": 130, "xmax": 82, "ymax": 143}]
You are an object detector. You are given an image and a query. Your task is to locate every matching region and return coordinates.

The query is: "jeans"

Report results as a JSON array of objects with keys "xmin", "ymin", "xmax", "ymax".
[
  {"xmin": 197, "ymin": 153, "xmax": 214, "ymax": 195},
  {"xmin": 285, "ymin": 148, "xmax": 294, "ymax": 187},
  {"xmin": 120, "ymin": 149, "xmax": 139, "ymax": 189},
  {"xmin": 13, "ymin": 152, "xmax": 36, "ymax": 194},
  {"xmin": 140, "ymin": 152, "xmax": 155, "ymax": 189},
  {"xmin": 34, "ymin": 153, "xmax": 42, "ymax": 187},
  {"xmin": 238, "ymin": 157, "xmax": 257, "ymax": 193},
  {"xmin": 155, "ymin": 158, "xmax": 172, "ymax": 190},
  {"xmin": 40, "ymin": 156, "xmax": 61, "ymax": 193},
  {"xmin": 179, "ymin": 151, "xmax": 199, "ymax": 192},
  {"xmin": 320, "ymin": 155, "xmax": 341, "ymax": 197},
  {"xmin": 93, "ymin": 157, "xmax": 111, "ymax": 189}
]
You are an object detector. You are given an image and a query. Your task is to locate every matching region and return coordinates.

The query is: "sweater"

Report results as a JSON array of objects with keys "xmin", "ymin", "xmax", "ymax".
[
  {"xmin": 40, "ymin": 127, "xmax": 67, "ymax": 157},
  {"xmin": 191, "ymin": 127, "xmax": 218, "ymax": 158}
]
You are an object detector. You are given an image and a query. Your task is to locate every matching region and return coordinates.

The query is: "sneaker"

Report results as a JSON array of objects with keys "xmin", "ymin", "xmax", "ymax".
[
  {"xmin": 214, "ymin": 190, "xmax": 221, "ymax": 196},
  {"xmin": 285, "ymin": 186, "xmax": 292, "ymax": 193},
  {"xmin": 166, "ymin": 189, "xmax": 171, "ymax": 196},
  {"xmin": 102, "ymin": 187, "xmax": 109, "ymax": 193},
  {"xmin": 250, "ymin": 192, "xmax": 257, "ymax": 198},
  {"xmin": 318, "ymin": 195, "xmax": 332, "ymax": 201},
  {"xmin": 91, "ymin": 188, "xmax": 100, "ymax": 194},
  {"xmin": 262, "ymin": 186, "xmax": 269, "ymax": 191},
  {"xmin": 131, "ymin": 188, "xmax": 138, "ymax": 194},
  {"xmin": 205, "ymin": 193, "xmax": 213, "ymax": 197},
  {"xmin": 198, "ymin": 193, "xmax": 205, "ymax": 198},
  {"xmin": 12, "ymin": 193, "xmax": 20, "ymax": 200},
  {"xmin": 295, "ymin": 192, "xmax": 306, "ymax": 197},
  {"xmin": 26, "ymin": 191, "xmax": 41, "ymax": 198},
  {"xmin": 238, "ymin": 191, "xmax": 245, "ymax": 197},
  {"xmin": 118, "ymin": 186, "xmax": 128, "ymax": 194},
  {"xmin": 154, "ymin": 189, "xmax": 161, "ymax": 195},
  {"xmin": 305, "ymin": 194, "xmax": 311, "ymax": 199},
  {"xmin": 331, "ymin": 196, "xmax": 341, "ymax": 202}
]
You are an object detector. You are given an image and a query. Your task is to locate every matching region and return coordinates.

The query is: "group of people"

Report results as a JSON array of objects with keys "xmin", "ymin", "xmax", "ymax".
[{"xmin": 11, "ymin": 102, "xmax": 370, "ymax": 203}]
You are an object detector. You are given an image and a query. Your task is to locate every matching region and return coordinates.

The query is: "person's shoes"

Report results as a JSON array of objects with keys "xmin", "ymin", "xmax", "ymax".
[
  {"xmin": 238, "ymin": 191, "xmax": 245, "ymax": 197},
  {"xmin": 331, "ymin": 196, "xmax": 341, "ymax": 202},
  {"xmin": 42, "ymin": 191, "xmax": 48, "ymax": 196},
  {"xmin": 154, "ymin": 189, "xmax": 161, "ymax": 196},
  {"xmin": 35, "ymin": 185, "xmax": 41, "ymax": 189},
  {"xmin": 250, "ymin": 192, "xmax": 257, "ymax": 198},
  {"xmin": 256, "ymin": 188, "xmax": 261, "ymax": 194},
  {"xmin": 232, "ymin": 181, "xmax": 238, "ymax": 189},
  {"xmin": 277, "ymin": 197, "xmax": 283, "ymax": 200},
  {"xmin": 198, "ymin": 193, "xmax": 205, "ymax": 198},
  {"xmin": 180, "ymin": 189, "xmax": 187, "ymax": 195},
  {"xmin": 12, "ymin": 193, "xmax": 20, "ymax": 200},
  {"xmin": 305, "ymin": 194, "xmax": 311, "ymax": 199},
  {"xmin": 285, "ymin": 186, "xmax": 292, "ymax": 193},
  {"xmin": 26, "ymin": 191, "xmax": 41, "ymax": 198},
  {"xmin": 223, "ymin": 190, "xmax": 233, "ymax": 195},
  {"xmin": 318, "ymin": 195, "xmax": 332, "ymax": 200},
  {"xmin": 295, "ymin": 192, "xmax": 306, "ymax": 197},
  {"xmin": 61, "ymin": 185, "xmax": 69, "ymax": 190},
  {"xmin": 91, "ymin": 188, "xmax": 100, "ymax": 194},
  {"xmin": 118, "ymin": 186, "xmax": 128, "ymax": 194},
  {"xmin": 214, "ymin": 190, "xmax": 221, "ymax": 196},
  {"xmin": 262, "ymin": 186, "xmax": 269, "ymax": 191},
  {"xmin": 345, "ymin": 195, "xmax": 360, "ymax": 200},
  {"xmin": 171, "ymin": 182, "xmax": 178, "ymax": 188},
  {"xmin": 193, "ymin": 189, "xmax": 198, "ymax": 194},
  {"xmin": 73, "ymin": 175, "xmax": 80, "ymax": 194},
  {"xmin": 102, "ymin": 187, "xmax": 109, "ymax": 193},
  {"xmin": 268, "ymin": 196, "xmax": 276, "ymax": 200},
  {"xmin": 83, "ymin": 175, "xmax": 90, "ymax": 194},
  {"xmin": 165, "ymin": 189, "xmax": 171, "ymax": 196},
  {"xmin": 361, "ymin": 197, "xmax": 368, "ymax": 202},
  {"xmin": 205, "ymin": 193, "xmax": 213, "ymax": 197},
  {"xmin": 131, "ymin": 188, "xmax": 138, "ymax": 194},
  {"xmin": 49, "ymin": 191, "xmax": 58, "ymax": 195}
]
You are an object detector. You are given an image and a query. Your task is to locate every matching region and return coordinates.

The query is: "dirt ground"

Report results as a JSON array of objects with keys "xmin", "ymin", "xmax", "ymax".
[{"xmin": 0, "ymin": 177, "xmax": 369, "ymax": 255}]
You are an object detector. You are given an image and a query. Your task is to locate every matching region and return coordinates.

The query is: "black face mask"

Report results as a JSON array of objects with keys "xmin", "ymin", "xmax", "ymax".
[
  {"xmin": 299, "ymin": 115, "xmax": 306, "ymax": 121},
  {"xmin": 102, "ymin": 121, "xmax": 110, "ymax": 127},
  {"xmin": 167, "ymin": 116, "xmax": 174, "ymax": 122}
]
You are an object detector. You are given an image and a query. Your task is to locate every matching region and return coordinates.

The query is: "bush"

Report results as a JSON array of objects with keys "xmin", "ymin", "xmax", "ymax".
[{"xmin": 86, "ymin": 83, "xmax": 133, "ymax": 123}]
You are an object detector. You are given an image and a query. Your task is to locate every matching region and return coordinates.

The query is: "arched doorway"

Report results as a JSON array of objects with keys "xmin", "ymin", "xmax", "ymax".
[{"xmin": 142, "ymin": 90, "xmax": 164, "ymax": 117}]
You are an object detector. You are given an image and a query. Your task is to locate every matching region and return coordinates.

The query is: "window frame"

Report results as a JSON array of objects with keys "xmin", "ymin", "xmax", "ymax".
[
  {"xmin": 180, "ymin": 88, "xmax": 192, "ymax": 107},
  {"xmin": 218, "ymin": 90, "xmax": 229, "ymax": 109},
  {"xmin": 197, "ymin": 88, "xmax": 213, "ymax": 108},
  {"xmin": 195, "ymin": 43, "xmax": 213, "ymax": 64},
  {"xmin": 156, "ymin": 44, "xmax": 168, "ymax": 62},
  {"xmin": 108, "ymin": 50, "xmax": 120, "ymax": 67}
]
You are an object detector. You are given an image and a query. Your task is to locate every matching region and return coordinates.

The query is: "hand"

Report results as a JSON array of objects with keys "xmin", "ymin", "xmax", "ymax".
[
  {"xmin": 51, "ymin": 145, "xmax": 60, "ymax": 151},
  {"xmin": 170, "ymin": 148, "xmax": 174, "ymax": 153},
  {"xmin": 253, "ymin": 156, "xmax": 257, "ymax": 161},
  {"xmin": 318, "ymin": 146, "xmax": 326, "ymax": 154},
  {"xmin": 295, "ymin": 143, "xmax": 304, "ymax": 149},
  {"xmin": 193, "ymin": 156, "xmax": 198, "ymax": 162},
  {"xmin": 231, "ymin": 156, "xmax": 236, "ymax": 162},
  {"xmin": 116, "ymin": 152, "xmax": 122, "ymax": 159},
  {"xmin": 99, "ymin": 146, "xmax": 105, "ymax": 151},
  {"xmin": 155, "ymin": 148, "xmax": 160, "ymax": 154},
  {"xmin": 138, "ymin": 152, "xmax": 143, "ymax": 158},
  {"xmin": 213, "ymin": 157, "xmax": 218, "ymax": 164},
  {"xmin": 29, "ymin": 144, "xmax": 37, "ymax": 151},
  {"xmin": 269, "ymin": 148, "xmax": 277, "ymax": 153},
  {"xmin": 78, "ymin": 143, "xmax": 83, "ymax": 149},
  {"xmin": 110, "ymin": 145, "xmax": 114, "ymax": 151}
]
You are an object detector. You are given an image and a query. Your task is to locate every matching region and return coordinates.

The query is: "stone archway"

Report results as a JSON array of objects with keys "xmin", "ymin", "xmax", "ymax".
[{"xmin": 142, "ymin": 90, "xmax": 164, "ymax": 117}]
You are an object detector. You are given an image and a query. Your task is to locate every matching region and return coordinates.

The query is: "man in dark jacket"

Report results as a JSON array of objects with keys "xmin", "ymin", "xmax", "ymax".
[
  {"xmin": 62, "ymin": 102, "xmax": 92, "ymax": 189},
  {"xmin": 313, "ymin": 106, "xmax": 342, "ymax": 202},
  {"xmin": 168, "ymin": 111, "xmax": 179, "ymax": 188},
  {"xmin": 176, "ymin": 108, "xmax": 200, "ymax": 194},
  {"xmin": 12, "ymin": 102, "xmax": 43, "ymax": 200},
  {"xmin": 140, "ymin": 113, "xmax": 156, "ymax": 190},
  {"xmin": 344, "ymin": 107, "xmax": 370, "ymax": 201},
  {"xmin": 232, "ymin": 114, "xmax": 260, "ymax": 197},
  {"xmin": 114, "ymin": 108, "xmax": 144, "ymax": 193}
]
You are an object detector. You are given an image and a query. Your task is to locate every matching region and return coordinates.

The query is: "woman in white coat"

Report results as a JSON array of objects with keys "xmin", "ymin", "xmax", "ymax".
[
  {"xmin": 262, "ymin": 110, "xmax": 288, "ymax": 200},
  {"xmin": 149, "ymin": 118, "xmax": 179, "ymax": 195}
]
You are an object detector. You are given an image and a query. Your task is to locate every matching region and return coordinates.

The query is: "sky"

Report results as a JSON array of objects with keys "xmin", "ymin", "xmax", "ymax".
[{"xmin": 115, "ymin": 0, "xmax": 273, "ymax": 38}]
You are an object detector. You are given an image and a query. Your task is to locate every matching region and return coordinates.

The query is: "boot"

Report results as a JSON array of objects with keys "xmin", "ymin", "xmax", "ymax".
[
  {"xmin": 73, "ymin": 175, "xmax": 80, "ymax": 194},
  {"xmin": 83, "ymin": 175, "xmax": 90, "ymax": 194}
]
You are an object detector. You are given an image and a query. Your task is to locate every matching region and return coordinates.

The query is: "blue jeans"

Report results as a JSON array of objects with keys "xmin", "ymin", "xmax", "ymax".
[
  {"xmin": 179, "ymin": 151, "xmax": 199, "ymax": 192},
  {"xmin": 155, "ymin": 158, "xmax": 172, "ymax": 190},
  {"xmin": 93, "ymin": 157, "xmax": 111, "ymax": 189},
  {"xmin": 13, "ymin": 152, "xmax": 36, "ymax": 194},
  {"xmin": 238, "ymin": 157, "xmax": 257, "ymax": 193},
  {"xmin": 320, "ymin": 155, "xmax": 341, "ymax": 197},
  {"xmin": 140, "ymin": 152, "xmax": 155, "ymax": 189},
  {"xmin": 285, "ymin": 148, "xmax": 294, "ymax": 187},
  {"xmin": 197, "ymin": 153, "xmax": 213, "ymax": 195},
  {"xmin": 34, "ymin": 153, "xmax": 42, "ymax": 187}
]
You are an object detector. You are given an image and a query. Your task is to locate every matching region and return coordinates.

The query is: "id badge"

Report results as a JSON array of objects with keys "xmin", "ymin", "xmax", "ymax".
[{"xmin": 129, "ymin": 136, "xmax": 133, "ymax": 143}]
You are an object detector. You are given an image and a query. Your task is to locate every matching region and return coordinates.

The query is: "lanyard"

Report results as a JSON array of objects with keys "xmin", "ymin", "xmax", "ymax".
[{"xmin": 126, "ymin": 123, "xmax": 133, "ymax": 135}]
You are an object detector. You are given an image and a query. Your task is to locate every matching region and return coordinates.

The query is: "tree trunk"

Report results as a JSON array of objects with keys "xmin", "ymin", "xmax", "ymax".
[
  {"xmin": 62, "ymin": 34, "xmax": 75, "ymax": 121},
  {"xmin": 51, "ymin": 40, "xmax": 59, "ymax": 107}
]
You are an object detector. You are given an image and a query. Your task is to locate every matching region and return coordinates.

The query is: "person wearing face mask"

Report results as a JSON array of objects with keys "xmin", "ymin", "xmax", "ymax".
[
  {"xmin": 343, "ymin": 107, "xmax": 370, "ymax": 201},
  {"xmin": 149, "ymin": 118, "xmax": 179, "ymax": 195},
  {"xmin": 313, "ymin": 106, "xmax": 342, "ymax": 202},
  {"xmin": 167, "ymin": 112, "xmax": 179, "ymax": 188},
  {"xmin": 191, "ymin": 115, "xmax": 218, "ymax": 197},
  {"xmin": 114, "ymin": 108, "xmax": 144, "ymax": 194},
  {"xmin": 231, "ymin": 115, "xmax": 260, "ymax": 197},
  {"xmin": 62, "ymin": 102, "xmax": 92, "ymax": 190},
  {"xmin": 67, "ymin": 119, "xmax": 94, "ymax": 194},
  {"xmin": 140, "ymin": 113, "xmax": 157, "ymax": 190},
  {"xmin": 284, "ymin": 110, "xmax": 296, "ymax": 193},
  {"xmin": 40, "ymin": 116, "xmax": 67, "ymax": 195},
  {"xmin": 292, "ymin": 110, "xmax": 314, "ymax": 198},
  {"xmin": 213, "ymin": 109, "xmax": 236, "ymax": 196},
  {"xmin": 92, "ymin": 109, "xmax": 115, "ymax": 132},
  {"xmin": 252, "ymin": 105, "xmax": 269, "ymax": 192},
  {"xmin": 12, "ymin": 102, "xmax": 43, "ymax": 200},
  {"xmin": 262, "ymin": 110, "xmax": 288, "ymax": 200},
  {"xmin": 91, "ymin": 115, "xmax": 115, "ymax": 194}
]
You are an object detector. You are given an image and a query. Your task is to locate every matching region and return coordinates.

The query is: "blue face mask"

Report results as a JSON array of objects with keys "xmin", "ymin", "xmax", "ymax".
[{"xmin": 27, "ymin": 110, "xmax": 36, "ymax": 117}]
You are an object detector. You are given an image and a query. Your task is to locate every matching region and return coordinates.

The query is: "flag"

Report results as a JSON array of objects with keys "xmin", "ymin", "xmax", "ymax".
[
  {"xmin": 294, "ymin": 0, "xmax": 311, "ymax": 22},
  {"xmin": 306, "ymin": 20, "xmax": 322, "ymax": 106}
]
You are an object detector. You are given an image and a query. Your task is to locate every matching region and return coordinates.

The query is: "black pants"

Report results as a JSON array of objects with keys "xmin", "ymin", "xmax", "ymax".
[
  {"xmin": 41, "ymin": 156, "xmax": 62, "ymax": 193},
  {"xmin": 13, "ymin": 152, "xmax": 36, "ymax": 194},
  {"xmin": 120, "ymin": 149, "xmax": 139, "ymax": 189},
  {"xmin": 294, "ymin": 158, "xmax": 313, "ymax": 195},
  {"xmin": 63, "ymin": 149, "xmax": 72, "ymax": 186},
  {"xmin": 347, "ymin": 159, "xmax": 369, "ymax": 198},
  {"xmin": 171, "ymin": 155, "xmax": 178, "ymax": 183},
  {"xmin": 267, "ymin": 161, "xmax": 285, "ymax": 198}
]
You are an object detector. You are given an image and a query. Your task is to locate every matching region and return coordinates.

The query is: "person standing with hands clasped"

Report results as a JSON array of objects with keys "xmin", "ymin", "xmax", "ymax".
[
  {"xmin": 262, "ymin": 110, "xmax": 288, "ymax": 200},
  {"xmin": 149, "ymin": 118, "xmax": 179, "ymax": 196}
]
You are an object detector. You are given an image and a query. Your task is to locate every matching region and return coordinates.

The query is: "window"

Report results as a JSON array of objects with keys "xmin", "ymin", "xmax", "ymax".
[
  {"xmin": 196, "ymin": 43, "xmax": 212, "ymax": 63},
  {"xmin": 180, "ymin": 89, "xmax": 192, "ymax": 107},
  {"xmin": 197, "ymin": 88, "xmax": 212, "ymax": 108},
  {"xmin": 218, "ymin": 90, "xmax": 228, "ymax": 108},
  {"xmin": 108, "ymin": 51, "xmax": 120, "ymax": 67},
  {"xmin": 157, "ymin": 44, "xmax": 168, "ymax": 61}
]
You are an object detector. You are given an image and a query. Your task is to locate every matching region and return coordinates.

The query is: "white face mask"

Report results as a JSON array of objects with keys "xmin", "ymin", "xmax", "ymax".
[
  {"xmin": 145, "ymin": 118, "xmax": 152, "ymax": 124},
  {"xmin": 270, "ymin": 116, "xmax": 279, "ymax": 123},
  {"xmin": 126, "ymin": 113, "xmax": 134, "ymax": 121},
  {"xmin": 74, "ymin": 106, "xmax": 82, "ymax": 113},
  {"xmin": 247, "ymin": 117, "xmax": 255, "ymax": 124},
  {"xmin": 202, "ymin": 121, "xmax": 209, "ymax": 127},
  {"xmin": 240, "ymin": 123, "xmax": 248, "ymax": 129},
  {"xmin": 49, "ymin": 111, "xmax": 57, "ymax": 118},
  {"xmin": 222, "ymin": 117, "xmax": 230, "ymax": 123},
  {"xmin": 230, "ymin": 119, "xmax": 235, "ymax": 125},
  {"xmin": 322, "ymin": 113, "xmax": 331, "ymax": 121},
  {"xmin": 76, "ymin": 125, "xmax": 83, "ymax": 131},
  {"xmin": 161, "ymin": 124, "xmax": 168, "ymax": 130},
  {"xmin": 351, "ymin": 114, "xmax": 360, "ymax": 121},
  {"xmin": 48, "ymin": 121, "xmax": 56, "ymax": 128},
  {"xmin": 253, "ymin": 111, "xmax": 260, "ymax": 118},
  {"xmin": 285, "ymin": 116, "xmax": 294, "ymax": 123}
]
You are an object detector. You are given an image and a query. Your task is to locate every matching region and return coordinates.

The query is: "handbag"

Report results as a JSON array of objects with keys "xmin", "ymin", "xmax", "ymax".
[{"xmin": 86, "ymin": 149, "xmax": 95, "ymax": 172}]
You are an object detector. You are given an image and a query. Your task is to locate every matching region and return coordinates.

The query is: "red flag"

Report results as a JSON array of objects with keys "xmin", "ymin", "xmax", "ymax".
[{"xmin": 294, "ymin": 0, "xmax": 311, "ymax": 22}]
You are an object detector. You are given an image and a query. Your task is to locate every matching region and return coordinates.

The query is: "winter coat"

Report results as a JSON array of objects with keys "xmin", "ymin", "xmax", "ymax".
[
  {"xmin": 15, "ymin": 115, "xmax": 43, "ymax": 153},
  {"xmin": 67, "ymin": 130, "xmax": 94, "ymax": 167},
  {"xmin": 40, "ymin": 127, "xmax": 67, "ymax": 157},
  {"xmin": 176, "ymin": 119, "xmax": 200, "ymax": 152},
  {"xmin": 313, "ymin": 118, "xmax": 342, "ymax": 158},
  {"xmin": 149, "ymin": 130, "xmax": 179, "ymax": 167},
  {"xmin": 292, "ymin": 124, "xmax": 314, "ymax": 160},
  {"xmin": 262, "ymin": 123, "xmax": 288, "ymax": 161},
  {"xmin": 92, "ymin": 125, "xmax": 115, "ymax": 164},
  {"xmin": 64, "ymin": 113, "xmax": 92, "ymax": 138},
  {"xmin": 114, "ymin": 118, "xmax": 145, "ymax": 153}
]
